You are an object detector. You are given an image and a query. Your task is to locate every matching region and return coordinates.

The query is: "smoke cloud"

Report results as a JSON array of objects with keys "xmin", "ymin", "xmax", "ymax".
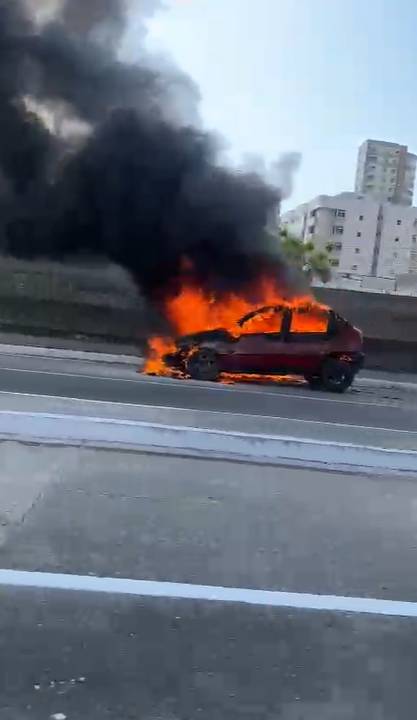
[
  {"xmin": 242, "ymin": 152, "xmax": 301, "ymax": 201},
  {"xmin": 1, "ymin": 0, "xmax": 290, "ymax": 310}
]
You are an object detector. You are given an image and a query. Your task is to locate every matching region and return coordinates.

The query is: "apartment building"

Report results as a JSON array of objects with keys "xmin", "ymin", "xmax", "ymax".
[
  {"xmin": 355, "ymin": 140, "xmax": 416, "ymax": 206},
  {"xmin": 376, "ymin": 203, "xmax": 417, "ymax": 277},
  {"xmin": 281, "ymin": 192, "xmax": 417, "ymax": 279}
]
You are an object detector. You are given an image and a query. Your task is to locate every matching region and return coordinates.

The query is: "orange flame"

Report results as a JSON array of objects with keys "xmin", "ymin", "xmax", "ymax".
[
  {"xmin": 144, "ymin": 273, "xmax": 329, "ymax": 378},
  {"xmin": 144, "ymin": 337, "xmax": 178, "ymax": 376}
]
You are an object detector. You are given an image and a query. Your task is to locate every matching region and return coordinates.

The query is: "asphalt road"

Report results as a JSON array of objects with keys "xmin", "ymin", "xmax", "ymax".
[
  {"xmin": 1, "ymin": 444, "xmax": 417, "ymax": 718},
  {"xmin": 2, "ymin": 587, "xmax": 416, "ymax": 720},
  {"xmin": 2, "ymin": 352, "xmax": 417, "ymax": 717},
  {"xmin": 3, "ymin": 446, "xmax": 417, "ymax": 600},
  {"xmin": 0, "ymin": 352, "xmax": 416, "ymax": 430}
]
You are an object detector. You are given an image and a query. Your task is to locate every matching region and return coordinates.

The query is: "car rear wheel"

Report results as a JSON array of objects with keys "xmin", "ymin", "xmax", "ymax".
[
  {"xmin": 187, "ymin": 348, "xmax": 220, "ymax": 381},
  {"xmin": 321, "ymin": 359, "xmax": 354, "ymax": 393}
]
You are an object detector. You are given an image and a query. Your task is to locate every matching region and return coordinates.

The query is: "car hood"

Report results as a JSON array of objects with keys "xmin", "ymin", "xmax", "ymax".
[{"xmin": 177, "ymin": 328, "xmax": 232, "ymax": 347}]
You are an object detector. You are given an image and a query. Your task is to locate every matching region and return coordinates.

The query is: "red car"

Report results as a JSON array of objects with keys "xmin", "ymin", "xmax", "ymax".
[{"xmin": 165, "ymin": 304, "xmax": 364, "ymax": 393}]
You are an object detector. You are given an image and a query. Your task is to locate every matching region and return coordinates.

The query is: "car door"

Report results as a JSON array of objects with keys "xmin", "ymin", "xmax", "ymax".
[
  {"xmin": 221, "ymin": 307, "xmax": 288, "ymax": 374},
  {"xmin": 280, "ymin": 307, "xmax": 332, "ymax": 375}
]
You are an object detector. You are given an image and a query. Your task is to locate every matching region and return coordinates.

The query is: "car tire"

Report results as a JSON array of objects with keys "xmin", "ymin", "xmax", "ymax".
[
  {"xmin": 187, "ymin": 348, "xmax": 220, "ymax": 381},
  {"xmin": 321, "ymin": 359, "xmax": 354, "ymax": 393},
  {"xmin": 305, "ymin": 375, "xmax": 323, "ymax": 390}
]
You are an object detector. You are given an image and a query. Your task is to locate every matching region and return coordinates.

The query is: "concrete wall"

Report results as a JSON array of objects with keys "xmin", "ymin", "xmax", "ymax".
[
  {"xmin": 362, "ymin": 338, "xmax": 417, "ymax": 373},
  {"xmin": 2, "ymin": 256, "xmax": 417, "ymax": 371},
  {"xmin": 314, "ymin": 286, "xmax": 417, "ymax": 342},
  {"xmin": 0, "ymin": 256, "xmax": 137, "ymax": 306},
  {"xmin": 315, "ymin": 286, "xmax": 417, "ymax": 372},
  {"xmin": 0, "ymin": 256, "xmax": 155, "ymax": 346}
]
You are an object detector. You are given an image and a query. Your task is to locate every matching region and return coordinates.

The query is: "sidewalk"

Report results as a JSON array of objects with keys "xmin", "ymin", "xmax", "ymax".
[
  {"xmin": 0, "ymin": 331, "xmax": 140, "ymax": 358},
  {"xmin": 0, "ymin": 334, "xmax": 141, "ymax": 366}
]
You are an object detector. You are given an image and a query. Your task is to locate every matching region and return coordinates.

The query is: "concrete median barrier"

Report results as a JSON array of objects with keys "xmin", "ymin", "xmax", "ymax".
[{"xmin": 1, "ymin": 410, "xmax": 417, "ymax": 474}]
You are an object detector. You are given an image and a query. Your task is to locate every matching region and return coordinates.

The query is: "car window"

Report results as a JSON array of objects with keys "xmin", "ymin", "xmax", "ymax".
[
  {"xmin": 240, "ymin": 307, "xmax": 284, "ymax": 335},
  {"xmin": 289, "ymin": 307, "xmax": 330, "ymax": 335}
]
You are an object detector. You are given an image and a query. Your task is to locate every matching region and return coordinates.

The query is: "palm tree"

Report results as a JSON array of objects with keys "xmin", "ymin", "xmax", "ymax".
[{"xmin": 280, "ymin": 229, "xmax": 331, "ymax": 283}]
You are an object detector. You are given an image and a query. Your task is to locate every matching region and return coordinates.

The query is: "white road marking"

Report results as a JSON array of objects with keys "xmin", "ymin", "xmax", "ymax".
[
  {"xmin": 0, "ymin": 391, "xmax": 413, "ymax": 434},
  {"xmin": 0, "ymin": 366, "xmax": 399, "ymax": 408},
  {"xmin": 1, "ymin": 569, "xmax": 417, "ymax": 618}
]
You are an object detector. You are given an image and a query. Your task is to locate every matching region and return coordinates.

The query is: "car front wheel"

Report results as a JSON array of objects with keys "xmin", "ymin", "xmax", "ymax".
[
  {"xmin": 187, "ymin": 348, "xmax": 220, "ymax": 381},
  {"xmin": 321, "ymin": 359, "xmax": 354, "ymax": 393}
]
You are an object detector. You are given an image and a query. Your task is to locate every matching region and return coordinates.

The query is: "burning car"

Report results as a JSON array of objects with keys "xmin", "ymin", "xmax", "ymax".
[{"xmin": 162, "ymin": 303, "xmax": 364, "ymax": 393}]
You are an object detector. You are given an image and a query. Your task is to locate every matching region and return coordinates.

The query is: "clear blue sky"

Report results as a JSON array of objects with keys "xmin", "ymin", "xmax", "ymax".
[{"xmin": 128, "ymin": 0, "xmax": 417, "ymax": 209}]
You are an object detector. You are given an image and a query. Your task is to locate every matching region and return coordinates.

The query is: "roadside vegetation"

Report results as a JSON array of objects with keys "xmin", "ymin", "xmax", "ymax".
[{"xmin": 279, "ymin": 228, "xmax": 331, "ymax": 283}]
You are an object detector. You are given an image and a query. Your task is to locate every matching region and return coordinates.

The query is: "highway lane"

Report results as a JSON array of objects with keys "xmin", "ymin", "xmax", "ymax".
[
  {"xmin": 1, "ymin": 585, "xmax": 416, "ymax": 720},
  {"xmin": 0, "ymin": 352, "xmax": 416, "ymax": 430},
  {"xmin": 2, "ymin": 446, "xmax": 417, "ymax": 718},
  {"xmin": 3, "ymin": 447, "xmax": 417, "ymax": 601}
]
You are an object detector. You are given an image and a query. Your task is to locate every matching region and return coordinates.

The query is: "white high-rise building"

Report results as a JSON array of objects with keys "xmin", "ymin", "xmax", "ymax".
[
  {"xmin": 281, "ymin": 192, "xmax": 417, "ymax": 280},
  {"xmin": 355, "ymin": 140, "xmax": 416, "ymax": 206}
]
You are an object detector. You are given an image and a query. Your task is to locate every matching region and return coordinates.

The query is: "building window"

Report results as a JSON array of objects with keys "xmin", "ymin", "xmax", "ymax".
[
  {"xmin": 355, "ymin": 248, "xmax": 360, "ymax": 253},
  {"xmin": 351, "ymin": 265, "xmax": 358, "ymax": 271},
  {"xmin": 328, "ymin": 242, "xmax": 342, "ymax": 251},
  {"xmin": 356, "ymin": 231, "xmax": 361, "ymax": 237},
  {"xmin": 359, "ymin": 215, "xmax": 364, "ymax": 221},
  {"xmin": 308, "ymin": 224, "xmax": 315, "ymax": 234},
  {"xmin": 412, "ymin": 235, "xmax": 417, "ymax": 243},
  {"xmin": 397, "ymin": 219, "xmax": 402, "ymax": 225},
  {"xmin": 332, "ymin": 226, "xmax": 344, "ymax": 235},
  {"xmin": 394, "ymin": 237, "xmax": 399, "ymax": 242},
  {"xmin": 336, "ymin": 209, "xmax": 346, "ymax": 218},
  {"xmin": 329, "ymin": 259, "xmax": 340, "ymax": 267}
]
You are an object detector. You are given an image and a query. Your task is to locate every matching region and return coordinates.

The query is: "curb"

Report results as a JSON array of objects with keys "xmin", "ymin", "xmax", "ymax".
[
  {"xmin": 0, "ymin": 344, "xmax": 140, "ymax": 366},
  {"xmin": 1, "ymin": 411, "xmax": 417, "ymax": 473}
]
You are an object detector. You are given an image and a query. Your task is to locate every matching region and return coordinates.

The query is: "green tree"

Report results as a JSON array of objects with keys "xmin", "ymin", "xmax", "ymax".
[{"xmin": 279, "ymin": 229, "xmax": 331, "ymax": 283}]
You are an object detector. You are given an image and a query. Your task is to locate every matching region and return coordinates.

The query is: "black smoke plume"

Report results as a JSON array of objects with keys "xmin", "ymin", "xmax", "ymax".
[{"xmin": 0, "ymin": 0, "xmax": 288, "ymax": 307}]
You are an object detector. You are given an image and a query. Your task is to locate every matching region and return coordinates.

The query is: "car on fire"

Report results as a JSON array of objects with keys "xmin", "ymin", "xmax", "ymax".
[{"xmin": 164, "ymin": 303, "xmax": 364, "ymax": 393}]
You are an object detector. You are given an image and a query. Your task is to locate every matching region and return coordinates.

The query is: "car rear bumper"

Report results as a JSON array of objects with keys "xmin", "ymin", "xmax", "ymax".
[{"xmin": 344, "ymin": 351, "xmax": 365, "ymax": 373}]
